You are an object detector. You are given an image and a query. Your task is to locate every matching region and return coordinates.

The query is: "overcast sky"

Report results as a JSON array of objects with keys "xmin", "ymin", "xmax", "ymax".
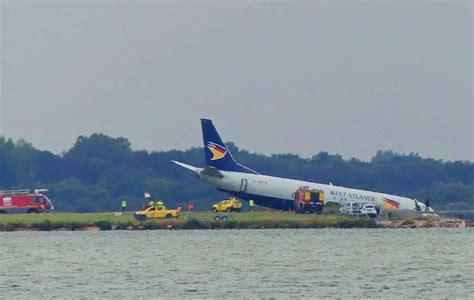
[{"xmin": 1, "ymin": 1, "xmax": 473, "ymax": 161}]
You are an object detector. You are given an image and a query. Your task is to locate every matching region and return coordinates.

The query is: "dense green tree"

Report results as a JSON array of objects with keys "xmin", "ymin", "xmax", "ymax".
[{"xmin": 0, "ymin": 134, "xmax": 473, "ymax": 212}]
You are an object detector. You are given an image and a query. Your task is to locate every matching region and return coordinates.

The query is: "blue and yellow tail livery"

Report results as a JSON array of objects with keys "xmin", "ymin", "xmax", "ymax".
[{"xmin": 201, "ymin": 119, "xmax": 258, "ymax": 174}]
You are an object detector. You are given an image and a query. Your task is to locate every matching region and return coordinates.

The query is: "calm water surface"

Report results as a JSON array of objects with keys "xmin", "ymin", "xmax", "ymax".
[{"xmin": 1, "ymin": 229, "xmax": 473, "ymax": 299}]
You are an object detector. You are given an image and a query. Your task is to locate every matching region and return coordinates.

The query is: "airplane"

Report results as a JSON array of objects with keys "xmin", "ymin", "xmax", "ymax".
[{"xmin": 172, "ymin": 119, "xmax": 434, "ymax": 214}]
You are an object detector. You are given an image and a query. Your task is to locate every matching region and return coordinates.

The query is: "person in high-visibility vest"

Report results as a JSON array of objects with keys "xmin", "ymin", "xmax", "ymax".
[
  {"xmin": 414, "ymin": 199, "xmax": 421, "ymax": 212},
  {"xmin": 249, "ymin": 199, "xmax": 255, "ymax": 212},
  {"xmin": 156, "ymin": 200, "xmax": 164, "ymax": 209},
  {"xmin": 121, "ymin": 199, "xmax": 127, "ymax": 212}
]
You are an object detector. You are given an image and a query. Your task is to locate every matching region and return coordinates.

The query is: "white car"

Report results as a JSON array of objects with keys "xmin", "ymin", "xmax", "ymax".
[{"xmin": 360, "ymin": 204, "xmax": 378, "ymax": 218}]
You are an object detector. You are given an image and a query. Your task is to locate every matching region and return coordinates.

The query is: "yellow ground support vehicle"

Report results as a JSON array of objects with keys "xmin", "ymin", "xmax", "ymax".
[
  {"xmin": 212, "ymin": 198, "xmax": 242, "ymax": 213},
  {"xmin": 134, "ymin": 206, "xmax": 180, "ymax": 221}
]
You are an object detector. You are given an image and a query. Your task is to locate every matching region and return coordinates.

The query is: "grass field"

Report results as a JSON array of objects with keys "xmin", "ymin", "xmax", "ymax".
[{"xmin": 0, "ymin": 211, "xmax": 376, "ymax": 231}]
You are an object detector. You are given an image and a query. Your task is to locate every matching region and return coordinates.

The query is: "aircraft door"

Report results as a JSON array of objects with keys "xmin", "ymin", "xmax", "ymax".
[{"xmin": 240, "ymin": 178, "xmax": 248, "ymax": 192}]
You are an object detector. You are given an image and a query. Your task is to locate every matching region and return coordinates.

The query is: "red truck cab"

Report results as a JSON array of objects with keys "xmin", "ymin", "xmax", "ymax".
[
  {"xmin": 294, "ymin": 186, "xmax": 325, "ymax": 214},
  {"xmin": 0, "ymin": 189, "xmax": 54, "ymax": 214}
]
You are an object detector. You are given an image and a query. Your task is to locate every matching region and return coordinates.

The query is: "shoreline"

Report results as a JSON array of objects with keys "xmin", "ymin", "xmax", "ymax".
[{"xmin": 0, "ymin": 212, "xmax": 471, "ymax": 231}]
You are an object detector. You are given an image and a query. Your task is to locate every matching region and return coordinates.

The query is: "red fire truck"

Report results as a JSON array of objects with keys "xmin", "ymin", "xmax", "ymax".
[
  {"xmin": 0, "ymin": 189, "xmax": 54, "ymax": 214},
  {"xmin": 293, "ymin": 186, "xmax": 325, "ymax": 214}
]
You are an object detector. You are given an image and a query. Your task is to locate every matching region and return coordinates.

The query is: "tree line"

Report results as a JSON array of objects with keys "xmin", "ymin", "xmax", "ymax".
[{"xmin": 0, "ymin": 134, "xmax": 473, "ymax": 212}]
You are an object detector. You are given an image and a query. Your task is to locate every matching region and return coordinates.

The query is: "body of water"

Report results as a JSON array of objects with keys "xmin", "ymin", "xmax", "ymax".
[{"xmin": 1, "ymin": 229, "xmax": 473, "ymax": 298}]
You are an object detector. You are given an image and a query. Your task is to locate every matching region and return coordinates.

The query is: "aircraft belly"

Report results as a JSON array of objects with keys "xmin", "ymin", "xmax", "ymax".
[
  {"xmin": 203, "ymin": 170, "xmax": 421, "ymax": 213},
  {"xmin": 247, "ymin": 183, "xmax": 291, "ymax": 201}
]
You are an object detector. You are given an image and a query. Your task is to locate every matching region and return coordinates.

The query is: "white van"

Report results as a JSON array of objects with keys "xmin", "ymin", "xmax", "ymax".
[{"xmin": 339, "ymin": 202, "xmax": 362, "ymax": 216}]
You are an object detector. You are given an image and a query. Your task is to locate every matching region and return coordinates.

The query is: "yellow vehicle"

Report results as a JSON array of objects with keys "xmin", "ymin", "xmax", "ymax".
[
  {"xmin": 212, "ymin": 198, "xmax": 242, "ymax": 213},
  {"xmin": 134, "ymin": 206, "xmax": 179, "ymax": 221}
]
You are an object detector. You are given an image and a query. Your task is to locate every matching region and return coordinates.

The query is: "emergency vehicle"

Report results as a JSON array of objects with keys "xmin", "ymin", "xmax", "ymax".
[
  {"xmin": 134, "ymin": 206, "xmax": 180, "ymax": 221},
  {"xmin": 0, "ymin": 189, "xmax": 54, "ymax": 214},
  {"xmin": 293, "ymin": 186, "xmax": 325, "ymax": 214},
  {"xmin": 212, "ymin": 198, "xmax": 242, "ymax": 213}
]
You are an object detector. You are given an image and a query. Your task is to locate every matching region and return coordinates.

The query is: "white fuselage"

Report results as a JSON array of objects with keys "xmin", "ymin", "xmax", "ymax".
[{"xmin": 198, "ymin": 169, "xmax": 428, "ymax": 213}]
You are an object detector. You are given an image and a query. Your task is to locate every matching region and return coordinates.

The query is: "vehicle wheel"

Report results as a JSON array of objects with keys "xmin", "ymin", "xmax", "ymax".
[
  {"xmin": 136, "ymin": 215, "xmax": 147, "ymax": 222},
  {"xmin": 221, "ymin": 216, "xmax": 228, "ymax": 221},
  {"xmin": 165, "ymin": 214, "xmax": 173, "ymax": 219},
  {"xmin": 214, "ymin": 216, "xmax": 221, "ymax": 221},
  {"xmin": 226, "ymin": 208, "xmax": 232, "ymax": 213},
  {"xmin": 27, "ymin": 209, "xmax": 38, "ymax": 214}
]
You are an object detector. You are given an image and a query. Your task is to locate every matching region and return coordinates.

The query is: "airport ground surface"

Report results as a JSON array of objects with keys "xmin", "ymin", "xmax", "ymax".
[{"xmin": 0, "ymin": 211, "xmax": 470, "ymax": 231}]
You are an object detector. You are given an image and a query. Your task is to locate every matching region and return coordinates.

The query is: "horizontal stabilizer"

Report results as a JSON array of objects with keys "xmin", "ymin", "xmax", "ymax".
[
  {"xmin": 171, "ymin": 160, "xmax": 199, "ymax": 173},
  {"xmin": 200, "ymin": 167, "xmax": 224, "ymax": 178}
]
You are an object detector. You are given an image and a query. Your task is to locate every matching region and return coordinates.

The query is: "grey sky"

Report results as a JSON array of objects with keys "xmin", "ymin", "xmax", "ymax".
[{"xmin": 1, "ymin": 1, "xmax": 473, "ymax": 161}]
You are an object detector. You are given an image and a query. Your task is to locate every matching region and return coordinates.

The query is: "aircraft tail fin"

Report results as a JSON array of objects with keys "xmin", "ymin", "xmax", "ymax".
[{"xmin": 201, "ymin": 119, "xmax": 258, "ymax": 174}]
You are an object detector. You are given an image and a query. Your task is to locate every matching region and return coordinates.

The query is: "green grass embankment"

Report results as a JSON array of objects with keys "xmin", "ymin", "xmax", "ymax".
[{"xmin": 0, "ymin": 211, "xmax": 376, "ymax": 231}]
